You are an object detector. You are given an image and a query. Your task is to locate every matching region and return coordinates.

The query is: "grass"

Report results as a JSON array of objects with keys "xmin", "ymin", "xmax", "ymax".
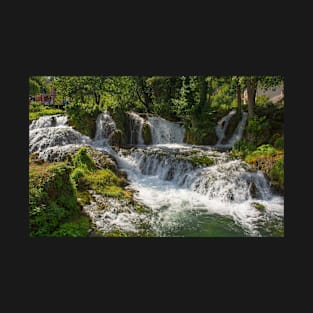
[{"xmin": 29, "ymin": 102, "xmax": 64, "ymax": 122}]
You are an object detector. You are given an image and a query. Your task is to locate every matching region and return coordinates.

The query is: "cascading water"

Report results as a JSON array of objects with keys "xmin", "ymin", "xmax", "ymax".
[
  {"xmin": 147, "ymin": 116, "xmax": 185, "ymax": 144},
  {"xmin": 215, "ymin": 111, "xmax": 248, "ymax": 149},
  {"xmin": 29, "ymin": 114, "xmax": 92, "ymax": 160},
  {"xmin": 117, "ymin": 146, "xmax": 283, "ymax": 236},
  {"xmin": 29, "ymin": 114, "xmax": 68, "ymax": 130},
  {"xmin": 127, "ymin": 112, "xmax": 145, "ymax": 145},
  {"xmin": 29, "ymin": 110, "xmax": 284, "ymax": 237},
  {"xmin": 215, "ymin": 110, "xmax": 236, "ymax": 145},
  {"xmin": 94, "ymin": 111, "xmax": 116, "ymax": 145}
]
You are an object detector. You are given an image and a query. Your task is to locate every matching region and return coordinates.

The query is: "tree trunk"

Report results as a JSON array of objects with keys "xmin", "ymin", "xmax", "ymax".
[
  {"xmin": 237, "ymin": 83, "xmax": 242, "ymax": 115},
  {"xmin": 247, "ymin": 79, "xmax": 257, "ymax": 119},
  {"xmin": 137, "ymin": 77, "xmax": 153, "ymax": 111}
]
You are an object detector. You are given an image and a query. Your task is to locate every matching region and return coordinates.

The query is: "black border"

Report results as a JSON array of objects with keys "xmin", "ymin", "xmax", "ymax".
[{"xmin": 5, "ymin": 11, "xmax": 305, "ymax": 302}]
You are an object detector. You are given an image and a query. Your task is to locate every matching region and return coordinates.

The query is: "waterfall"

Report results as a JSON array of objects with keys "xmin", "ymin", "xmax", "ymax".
[
  {"xmin": 29, "ymin": 114, "xmax": 92, "ymax": 157},
  {"xmin": 29, "ymin": 111, "xmax": 283, "ymax": 236},
  {"xmin": 29, "ymin": 114, "xmax": 68, "ymax": 130},
  {"xmin": 94, "ymin": 111, "xmax": 116, "ymax": 144},
  {"xmin": 120, "ymin": 147, "xmax": 271, "ymax": 202},
  {"xmin": 215, "ymin": 111, "xmax": 248, "ymax": 149},
  {"xmin": 127, "ymin": 112, "xmax": 144, "ymax": 145},
  {"xmin": 225, "ymin": 112, "xmax": 248, "ymax": 147},
  {"xmin": 118, "ymin": 146, "xmax": 283, "ymax": 236},
  {"xmin": 215, "ymin": 110, "xmax": 236, "ymax": 145},
  {"xmin": 147, "ymin": 116, "xmax": 185, "ymax": 144}
]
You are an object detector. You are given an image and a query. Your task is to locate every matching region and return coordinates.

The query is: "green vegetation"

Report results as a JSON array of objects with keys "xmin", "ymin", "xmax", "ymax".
[
  {"xmin": 251, "ymin": 202, "xmax": 266, "ymax": 212},
  {"xmin": 29, "ymin": 147, "xmax": 138, "ymax": 237},
  {"xmin": 29, "ymin": 160, "xmax": 81, "ymax": 237},
  {"xmin": 269, "ymin": 157, "xmax": 284, "ymax": 191},
  {"xmin": 30, "ymin": 75, "xmax": 282, "ymax": 147},
  {"xmin": 190, "ymin": 156, "xmax": 215, "ymax": 167},
  {"xmin": 51, "ymin": 216, "xmax": 90, "ymax": 237},
  {"xmin": 29, "ymin": 76, "xmax": 284, "ymax": 236},
  {"xmin": 237, "ymin": 144, "xmax": 284, "ymax": 194},
  {"xmin": 29, "ymin": 102, "xmax": 64, "ymax": 122},
  {"xmin": 65, "ymin": 101, "xmax": 101, "ymax": 137}
]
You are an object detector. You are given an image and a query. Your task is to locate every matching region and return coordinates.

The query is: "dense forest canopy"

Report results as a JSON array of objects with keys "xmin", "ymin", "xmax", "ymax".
[{"xmin": 33, "ymin": 75, "xmax": 283, "ymax": 118}]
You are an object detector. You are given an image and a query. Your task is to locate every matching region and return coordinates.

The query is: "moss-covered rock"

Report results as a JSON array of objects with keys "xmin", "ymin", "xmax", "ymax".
[
  {"xmin": 29, "ymin": 160, "xmax": 79, "ymax": 237},
  {"xmin": 51, "ymin": 215, "xmax": 90, "ymax": 237},
  {"xmin": 143, "ymin": 122, "xmax": 152, "ymax": 145},
  {"xmin": 269, "ymin": 157, "xmax": 284, "ymax": 193},
  {"xmin": 251, "ymin": 202, "xmax": 266, "ymax": 212},
  {"xmin": 111, "ymin": 109, "xmax": 128, "ymax": 145},
  {"xmin": 190, "ymin": 156, "xmax": 215, "ymax": 167},
  {"xmin": 110, "ymin": 129, "xmax": 122, "ymax": 147},
  {"xmin": 85, "ymin": 147, "xmax": 118, "ymax": 174}
]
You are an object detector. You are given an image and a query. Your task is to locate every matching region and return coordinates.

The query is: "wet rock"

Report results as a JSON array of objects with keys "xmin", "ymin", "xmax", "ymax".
[
  {"xmin": 118, "ymin": 169, "xmax": 128, "ymax": 180},
  {"xmin": 110, "ymin": 129, "xmax": 122, "ymax": 147},
  {"xmin": 249, "ymin": 181, "xmax": 258, "ymax": 198}
]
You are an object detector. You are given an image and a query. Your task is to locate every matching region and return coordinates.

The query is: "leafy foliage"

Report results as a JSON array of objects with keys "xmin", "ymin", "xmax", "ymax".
[{"xmin": 269, "ymin": 157, "xmax": 284, "ymax": 191}]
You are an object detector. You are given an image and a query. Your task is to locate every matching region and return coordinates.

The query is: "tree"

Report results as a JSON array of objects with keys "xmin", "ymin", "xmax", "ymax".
[{"xmin": 239, "ymin": 76, "xmax": 284, "ymax": 119}]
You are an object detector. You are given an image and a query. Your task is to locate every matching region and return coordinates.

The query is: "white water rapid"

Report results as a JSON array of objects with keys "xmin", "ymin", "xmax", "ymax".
[
  {"xmin": 148, "ymin": 116, "xmax": 185, "ymax": 144},
  {"xmin": 29, "ymin": 111, "xmax": 284, "ymax": 237}
]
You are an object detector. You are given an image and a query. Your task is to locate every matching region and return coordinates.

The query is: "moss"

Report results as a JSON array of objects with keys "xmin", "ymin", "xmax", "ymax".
[
  {"xmin": 65, "ymin": 103, "xmax": 100, "ymax": 138},
  {"xmin": 269, "ymin": 157, "xmax": 284, "ymax": 192},
  {"xmin": 143, "ymin": 122, "xmax": 152, "ymax": 145},
  {"xmin": 111, "ymin": 109, "xmax": 128, "ymax": 144},
  {"xmin": 29, "ymin": 161, "xmax": 79, "ymax": 237},
  {"xmin": 29, "ymin": 106, "xmax": 64, "ymax": 122},
  {"xmin": 78, "ymin": 169, "xmax": 132, "ymax": 200},
  {"xmin": 51, "ymin": 215, "xmax": 90, "ymax": 237},
  {"xmin": 77, "ymin": 191, "xmax": 92, "ymax": 206},
  {"xmin": 190, "ymin": 156, "xmax": 215, "ymax": 167},
  {"xmin": 72, "ymin": 147, "xmax": 97, "ymax": 172},
  {"xmin": 251, "ymin": 202, "xmax": 266, "ymax": 212},
  {"xmin": 85, "ymin": 147, "xmax": 118, "ymax": 173}
]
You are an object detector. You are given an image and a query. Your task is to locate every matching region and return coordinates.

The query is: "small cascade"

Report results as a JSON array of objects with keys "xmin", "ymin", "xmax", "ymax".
[
  {"xmin": 225, "ymin": 112, "xmax": 248, "ymax": 147},
  {"xmin": 215, "ymin": 111, "xmax": 248, "ymax": 149},
  {"xmin": 118, "ymin": 146, "xmax": 283, "ymax": 236},
  {"xmin": 29, "ymin": 114, "xmax": 68, "ymax": 130},
  {"xmin": 29, "ymin": 114, "xmax": 91, "ymax": 156},
  {"xmin": 127, "ymin": 112, "xmax": 144, "ymax": 145},
  {"xmin": 120, "ymin": 147, "xmax": 271, "ymax": 202},
  {"xmin": 147, "ymin": 116, "xmax": 185, "ymax": 144},
  {"xmin": 215, "ymin": 110, "xmax": 236, "ymax": 145},
  {"xmin": 94, "ymin": 111, "xmax": 116, "ymax": 145}
]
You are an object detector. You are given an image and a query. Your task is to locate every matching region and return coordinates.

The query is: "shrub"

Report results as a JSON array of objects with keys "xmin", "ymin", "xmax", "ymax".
[
  {"xmin": 270, "ymin": 157, "xmax": 284, "ymax": 191},
  {"xmin": 65, "ymin": 101, "xmax": 101, "ymax": 137},
  {"xmin": 29, "ymin": 162, "xmax": 79, "ymax": 237},
  {"xmin": 231, "ymin": 140, "xmax": 257, "ymax": 158},
  {"xmin": 274, "ymin": 137, "xmax": 284, "ymax": 150},
  {"xmin": 72, "ymin": 147, "xmax": 96, "ymax": 172},
  {"xmin": 245, "ymin": 115, "xmax": 271, "ymax": 145},
  {"xmin": 51, "ymin": 216, "xmax": 90, "ymax": 237}
]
